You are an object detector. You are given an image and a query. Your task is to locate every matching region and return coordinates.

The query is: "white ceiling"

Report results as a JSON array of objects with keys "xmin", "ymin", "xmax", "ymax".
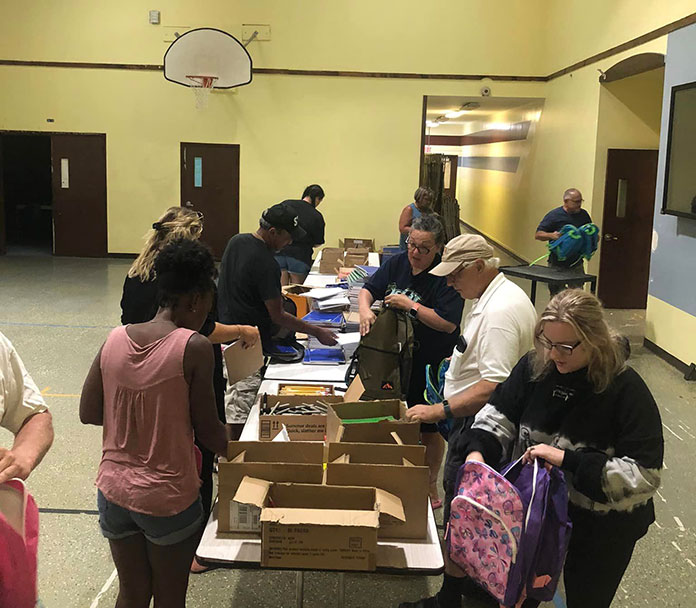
[{"xmin": 426, "ymin": 95, "xmax": 543, "ymax": 123}]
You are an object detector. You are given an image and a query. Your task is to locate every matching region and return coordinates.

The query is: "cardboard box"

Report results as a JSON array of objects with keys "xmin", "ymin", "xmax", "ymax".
[
  {"xmin": 326, "ymin": 442, "xmax": 429, "ymax": 539},
  {"xmin": 331, "ymin": 399, "xmax": 421, "ymax": 445},
  {"xmin": 283, "ymin": 284, "xmax": 312, "ymax": 318},
  {"xmin": 319, "ymin": 247, "xmax": 345, "ymax": 274},
  {"xmin": 340, "ymin": 238, "xmax": 375, "ymax": 251},
  {"xmin": 258, "ymin": 394, "xmax": 345, "ymax": 442},
  {"xmin": 233, "ymin": 477, "xmax": 405, "ymax": 571},
  {"xmin": 218, "ymin": 441, "xmax": 324, "ymax": 532},
  {"xmin": 343, "ymin": 248, "xmax": 369, "ymax": 268}
]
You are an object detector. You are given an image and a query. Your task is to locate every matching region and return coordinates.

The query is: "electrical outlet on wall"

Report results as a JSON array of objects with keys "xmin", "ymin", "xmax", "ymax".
[
  {"xmin": 149, "ymin": 10, "xmax": 160, "ymax": 25},
  {"xmin": 242, "ymin": 24, "xmax": 271, "ymax": 42}
]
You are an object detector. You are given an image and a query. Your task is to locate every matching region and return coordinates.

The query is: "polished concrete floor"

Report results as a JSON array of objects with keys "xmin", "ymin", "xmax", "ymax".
[{"xmin": 0, "ymin": 248, "xmax": 694, "ymax": 608}]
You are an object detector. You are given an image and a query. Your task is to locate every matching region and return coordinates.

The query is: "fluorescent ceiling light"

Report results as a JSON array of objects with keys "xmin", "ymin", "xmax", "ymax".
[
  {"xmin": 445, "ymin": 110, "xmax": 467, "ymax": 119},
  {"xmin": 426, "ymin": 120, "xmax": 440, "ymax": 128}
]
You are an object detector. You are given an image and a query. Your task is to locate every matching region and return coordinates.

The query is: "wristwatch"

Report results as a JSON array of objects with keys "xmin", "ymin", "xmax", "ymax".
[
  {"xmin": 408, "ymin": 303, "xmax": 420, "ymax": 319},
  {"xmin": 442, "ymin": 399, "xmax": 453, "ymax": 419}
]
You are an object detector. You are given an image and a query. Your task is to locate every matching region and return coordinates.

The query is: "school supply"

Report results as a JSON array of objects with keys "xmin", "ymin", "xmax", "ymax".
[
  {"xmin": 447, "ymin": 458, "xmax": 571, "ymax": 607},
  {"xmin": 531, "ymin": 223, "xmax": 600, "ymax": 268},
  {"xmin": 345, "ymin": 307, "xmax": 414, "ymax": 400},
  {"xmin": 0, "ymin": 479, "xmax": 39, "ymax": 608}
]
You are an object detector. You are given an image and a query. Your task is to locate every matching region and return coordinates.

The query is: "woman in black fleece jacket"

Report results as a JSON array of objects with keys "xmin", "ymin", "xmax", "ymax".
[{"xmin": 455, "ymin": 289, "xmax": 663, "ymax": 608}]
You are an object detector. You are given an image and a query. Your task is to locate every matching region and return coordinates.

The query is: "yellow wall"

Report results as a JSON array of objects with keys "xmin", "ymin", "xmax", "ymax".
[
  {"xmin": 590, "ymin": 67, "xmax": 663, "ymax": 277},
  {"xmin": 646, "ymin": 295, "xmax": 696, "ymax": 365},
  {"xmin": 0, "ymin": 1, "xmax": 548, "ymax": 74},
  {"xmin": 0, "ymin": 1, "xmax": 548, "ymax": 253},
  {"xmin": 543, "ymin": 0, "xmax": 696, "ymax": 73}
]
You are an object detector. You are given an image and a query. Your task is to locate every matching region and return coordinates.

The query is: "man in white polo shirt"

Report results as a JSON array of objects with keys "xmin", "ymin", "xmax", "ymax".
[
  {"xmin": 401, "ymin": 234, "xmax": 536, "ymax": 608},
  {"xmin": 0, "ymin": 331, "xmax": 54, "ymax": 484}
]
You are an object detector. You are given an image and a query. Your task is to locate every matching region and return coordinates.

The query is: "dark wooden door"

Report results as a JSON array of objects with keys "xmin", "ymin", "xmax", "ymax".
[
  {"xmin": 598, "ymin": 149, "xmax": 658, "ymax": 309},
  {"xmin": 51, "ymin": 134, "xmax": 107, "ymax": 256},
  {"xmin": 180, "ymin": 143, "xmax": 240, "ymax": 259},
  {"xmin": 0, "ymin": 137, "xmax": 5, "ymax": 255}
]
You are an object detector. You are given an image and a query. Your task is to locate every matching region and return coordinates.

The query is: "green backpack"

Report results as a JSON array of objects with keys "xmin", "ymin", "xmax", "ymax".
[{"xmin": 345, "ymin": 307, "xmax": 415, "ymax": 400}]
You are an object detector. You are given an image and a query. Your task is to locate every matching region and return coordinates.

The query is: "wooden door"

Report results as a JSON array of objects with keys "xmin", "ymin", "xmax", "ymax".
[
  {"xmin": 0, "ymin": 137, "xmax": 5, "ymax": 255},
  {"xmin": 180, "ymin": 142, "xmax": 240, "ymax": 259},
  {"xmin": 51, "ymin": 134, "xmax": 107, "ymax": 256},
  {"xmin": 598, "ymin": 149, "xmax": 658, "ymax": 309}
]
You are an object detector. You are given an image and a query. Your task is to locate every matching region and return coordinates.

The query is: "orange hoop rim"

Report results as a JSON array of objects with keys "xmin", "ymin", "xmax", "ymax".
[{"xmin": 185, "ymin": 75, "xmax": 219, "ymax": 88}]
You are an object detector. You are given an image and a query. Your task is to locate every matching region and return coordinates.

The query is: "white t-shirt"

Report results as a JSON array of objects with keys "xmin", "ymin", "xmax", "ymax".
[
  {"xmin": 0, "ymin": 332, "xmax": 48, "ymax": 435},
  {"xmin": 444, "ymin": 273, "xmax": 536, "ymax": 400}
]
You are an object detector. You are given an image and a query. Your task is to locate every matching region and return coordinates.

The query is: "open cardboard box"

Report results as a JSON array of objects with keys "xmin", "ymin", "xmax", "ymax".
[
  {"xmin": 332, "ymin": 399, "xmax": 421, "ymax": 445},
  {"xmin": 326, "ymin": 442, "xmax": 428, "ymax": 539},
  {"xmin": 233, "ymin": 476, "xmax": 405, "ymax": 571},
  {"xmin": 258, "ymin": 394, "xmax": 345, "ymax": 442},
  {"xmin": 319, "ymin": 247, "xmax": 345, "ymax": 274},
  {"xmin": 340, "ymin": 238, "xmax": 375, "ymax": 251},
  {"xmin": 218, "ymin": 441, "xmax": 324, "ymax": 532}
]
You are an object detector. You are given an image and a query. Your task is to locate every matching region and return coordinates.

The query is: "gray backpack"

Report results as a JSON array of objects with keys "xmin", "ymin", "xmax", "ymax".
[{"xmin": 345, "ymin": 307, "xmax": 415, "ymax": 400}]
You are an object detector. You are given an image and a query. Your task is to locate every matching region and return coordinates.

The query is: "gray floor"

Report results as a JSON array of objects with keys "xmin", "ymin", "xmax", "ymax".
[{"xmin": 0, "ymin": 249, "xmax": 694, "ymax": 608}]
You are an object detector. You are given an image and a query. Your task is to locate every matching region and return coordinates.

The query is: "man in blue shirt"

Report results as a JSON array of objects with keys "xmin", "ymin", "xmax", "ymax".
[{"xmin": 535, "ymin": 188, "xmax": 592, "ymax": 294}]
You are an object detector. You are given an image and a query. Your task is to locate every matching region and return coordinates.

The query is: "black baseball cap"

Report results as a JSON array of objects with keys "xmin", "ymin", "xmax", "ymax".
[{"xmin": 262, "ymin": 203, "xmax": 306, "ymax": 241}]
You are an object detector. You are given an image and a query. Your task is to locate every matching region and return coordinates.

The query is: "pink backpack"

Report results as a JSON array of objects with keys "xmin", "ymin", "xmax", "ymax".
[
  {"xmin": 447, "ymin": 458, "xmax": 571, "ymax": 607},
  {"xmin": 0, "ymin": 479, "xmax": 39, "ymax": 608}
]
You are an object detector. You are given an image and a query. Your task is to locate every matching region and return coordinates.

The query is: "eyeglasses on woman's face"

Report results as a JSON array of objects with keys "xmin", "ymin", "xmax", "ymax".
[
  {"xmin": 406, "ymin": 236, "xmax": 432, "ymax": 255},
  {"xmin": 537, "ymin": 333, "xmax": 582, "ymax": 357}
]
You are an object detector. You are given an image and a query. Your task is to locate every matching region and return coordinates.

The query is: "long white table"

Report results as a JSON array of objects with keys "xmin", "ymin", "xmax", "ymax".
[{"xmin": 196, "ymin": 376, "xmax": 444, "ymax": 606}]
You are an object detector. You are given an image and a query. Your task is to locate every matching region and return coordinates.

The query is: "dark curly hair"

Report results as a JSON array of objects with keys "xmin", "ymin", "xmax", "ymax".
[{"xmin": 154, "ymin": 238, "xmax": 217, "ymax": 308}]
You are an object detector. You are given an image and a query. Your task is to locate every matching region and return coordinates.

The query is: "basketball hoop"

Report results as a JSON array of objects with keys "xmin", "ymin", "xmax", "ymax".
[{"xmin": 186, "ymin": 75, "xmax": 218, "ymax": 109}]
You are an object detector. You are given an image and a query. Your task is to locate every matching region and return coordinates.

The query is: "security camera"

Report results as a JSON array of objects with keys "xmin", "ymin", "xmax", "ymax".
[{"xmin": 480, "ymin": 86, "xmax": 491, "ymax": 97}]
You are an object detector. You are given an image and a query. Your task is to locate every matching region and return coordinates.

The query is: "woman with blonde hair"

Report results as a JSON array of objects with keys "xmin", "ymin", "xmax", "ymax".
[
  {"xmin": 401, "ymin": 289, "xmax": 663, "ymax": 608},
  {"xmin": 120, "ymin": 206, "xmax": 259, "ymax": 573}
]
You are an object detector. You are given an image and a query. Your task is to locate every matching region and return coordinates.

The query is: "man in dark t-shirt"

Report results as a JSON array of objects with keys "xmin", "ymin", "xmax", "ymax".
[
  {"xmin": 276, "ymin": 184, "xmax": 326, "ymax": 285},
  {"xmin": 535, "ymin": 188, "xmax": 593, "ymax": 294},
  {"xmin": 218, "ymin": 202, "xmax": 338, "ymax": 350}
]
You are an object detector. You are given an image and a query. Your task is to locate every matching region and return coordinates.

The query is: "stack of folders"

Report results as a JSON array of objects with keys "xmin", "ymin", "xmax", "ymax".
[
  {"xmin": 304, "ymin": 335, "xmax": 346, "ymax": 365},
  {"xmin": 302, "ymin": 286, "xmax": 351, "ymax": 312}
]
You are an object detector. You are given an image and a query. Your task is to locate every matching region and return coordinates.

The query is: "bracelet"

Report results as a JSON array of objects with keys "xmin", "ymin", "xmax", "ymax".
[{"xmin": 442, "ymin": 400, "xmax": 453, "ymax": 419}]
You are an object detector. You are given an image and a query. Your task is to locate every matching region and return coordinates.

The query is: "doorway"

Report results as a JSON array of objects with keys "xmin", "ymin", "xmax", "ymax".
[
  {"xmin": 0, "ymin": 134, "xmax": 53, "ymax": 255},
  {"xmin": 0, "ymin": 132, "xmax": 108, "ymax": 257},
  {"xmin": 180, "ymin": 142, "xmax": 240, "ymax": 259},
  {"xmin": 597, "ymin": 149, "xmax": 658, "ymax": 309}
]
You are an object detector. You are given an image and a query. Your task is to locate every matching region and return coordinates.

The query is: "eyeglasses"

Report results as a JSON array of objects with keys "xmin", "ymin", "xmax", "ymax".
[
  {"xmin": 537, "ymin": 333, "xmax": 581, "ymax": 356},
  {"xmin": 195, "ymin": 211, "xmax": 204, "ymax": 220},
  {"xmin": 406, "ymin": 236, "xmax": 432, "ymax": 255}
]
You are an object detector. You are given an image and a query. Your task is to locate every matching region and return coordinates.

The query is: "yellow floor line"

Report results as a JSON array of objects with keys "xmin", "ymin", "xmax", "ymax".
[{"xmin": 43, "ymin": 393, "xmax": 81, "ymax": 398}]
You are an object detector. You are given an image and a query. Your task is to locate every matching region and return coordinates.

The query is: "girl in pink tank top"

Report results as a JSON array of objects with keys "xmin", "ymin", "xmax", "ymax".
[{"xmin": 80, "ymin": 239, "xmax": 230, "ymax": 608}]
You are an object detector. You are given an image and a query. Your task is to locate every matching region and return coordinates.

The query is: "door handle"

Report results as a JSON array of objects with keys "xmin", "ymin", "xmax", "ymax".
[
  {"xmin": 603, "ymin": 233, "xmax": 618, "ymax": 241},
  {"xmin": 184, "ymin": 201, "xmax": 194, "ymax": 208}
]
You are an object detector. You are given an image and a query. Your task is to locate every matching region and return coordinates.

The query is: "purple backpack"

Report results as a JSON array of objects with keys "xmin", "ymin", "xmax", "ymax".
[{"xmin": 447, "ymin": 458, "xmax": 572, "ymax": 607}]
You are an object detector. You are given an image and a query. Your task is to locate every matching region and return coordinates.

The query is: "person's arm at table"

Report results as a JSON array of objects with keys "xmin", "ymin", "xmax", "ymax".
[
  {"xmin": 265, "ymin": 297, "xmax": 337, "ymax": 345},
  {"xmin": 208, "ymin": 323, "xmax": 260, "ymax": 348},
  {"xmin": 406, "ymin": 379, "xmax": 498, "ymax": 424}
]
